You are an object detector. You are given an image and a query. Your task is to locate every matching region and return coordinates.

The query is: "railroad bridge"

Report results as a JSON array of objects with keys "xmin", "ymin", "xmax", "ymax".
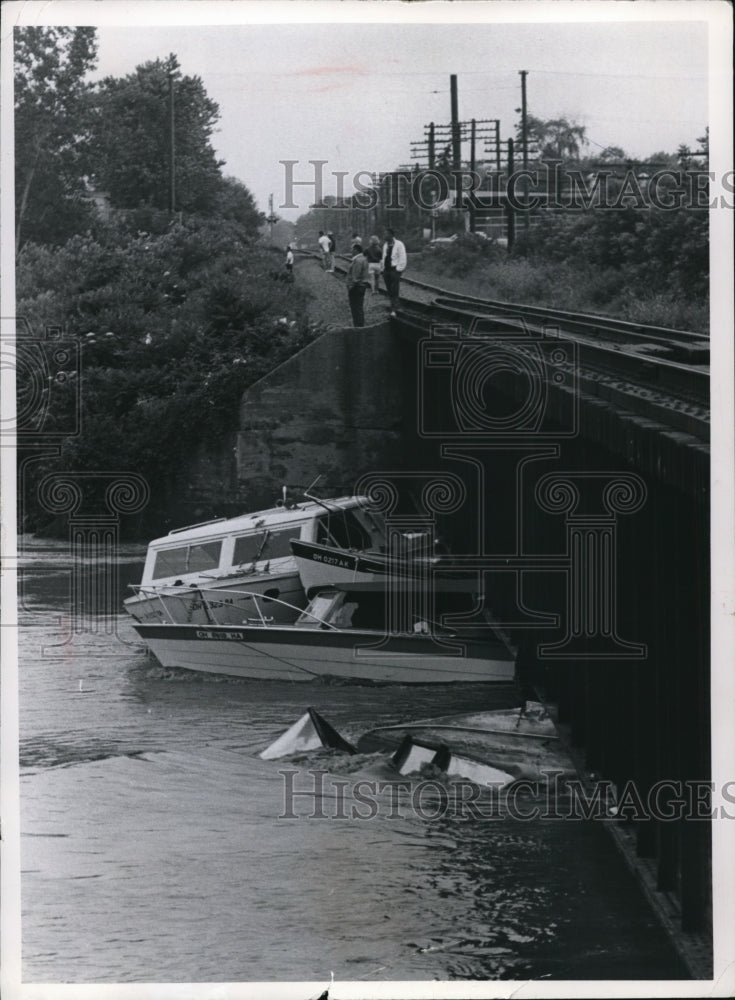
[{"xmin": 236, "ymin": 273, "xmax": 710, "ymax": 972}]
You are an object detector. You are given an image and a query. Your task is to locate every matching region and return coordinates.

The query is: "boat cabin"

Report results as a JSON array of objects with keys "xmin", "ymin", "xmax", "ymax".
[{"xmin": 138, "ymin": 497, "xmax": 386, "ymax": 590}]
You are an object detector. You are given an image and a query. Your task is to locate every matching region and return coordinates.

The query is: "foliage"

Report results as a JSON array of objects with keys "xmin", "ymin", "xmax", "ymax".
[
  {"xmin": 413, "ymin": 180, "xmax": 709, "ymax": 334},
  {"xmin": 519, "ymin": 115, "xmax": 588, "ymax": 163},
  {"xmin": 15, "ymin": 33, "xmax": 265, "ymax": 248},
  {"xmin": 14, "ymin": 26, "xmax": 99, "ymax": 250},
  {"xmin": 413, "ymin": 246, "xmax": 708, "ymax": 333},
  {"xmin": 214, "ymin": 176, "xmax": 264, "ymax": 232},
  {"xmin": 526, "ymin": 187, "xmax": 709, "ymax": 301},
  {"xmin": 90, "ymin": 54, "xmax": 223, "ymax": 214},
  {"xmin": 17, "ymin": 217, "xmax": 322, "ymax": 534}
]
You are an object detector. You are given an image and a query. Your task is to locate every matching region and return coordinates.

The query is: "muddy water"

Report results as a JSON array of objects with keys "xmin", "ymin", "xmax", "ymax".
[{"xmin": 15, "ymin": 539, "xmax": 684, "ymax": 983}]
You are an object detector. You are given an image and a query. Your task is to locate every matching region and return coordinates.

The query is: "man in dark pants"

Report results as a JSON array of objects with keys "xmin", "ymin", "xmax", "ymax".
[
  {"xmin": 381, "ymin": 227, "xmax": 407, "ymax": 316},
  {"xmin": 346, "ymin": 238, "xmax": 370, "ymax": 327}
]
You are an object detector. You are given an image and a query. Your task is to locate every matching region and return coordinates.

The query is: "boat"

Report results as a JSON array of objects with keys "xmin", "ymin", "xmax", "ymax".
[
  {"xmin": 130, "ymin": 583, "xmax": 516, "ymax": 684},
  {"xmin": 291, "ymin": 537, "xmax": 447, "ymax": 596},
  {"xmin": 255, "ymin": 708, "xmax": 544, "ymax": 788},
  {"xmin": 357, "ymin": 704, "xmax": 573, "ymax": 780},
  {"xmin": 258, "ymin": 707, "xmax": 357, "ymax": 759},
  {"xmin": 123, "ymin": 491, "xmax": 389, "ymax": 626},
  {"xmin": 391, "ymin": 735, "xmax": 517, "ymax": 787}
]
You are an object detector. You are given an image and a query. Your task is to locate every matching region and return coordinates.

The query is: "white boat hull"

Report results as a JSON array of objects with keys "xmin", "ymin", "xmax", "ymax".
[{"xmin": 132, "ymin": 623, "xmax": 516, "ymax": 685}]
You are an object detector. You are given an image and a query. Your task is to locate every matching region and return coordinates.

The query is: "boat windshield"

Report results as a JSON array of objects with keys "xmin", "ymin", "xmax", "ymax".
[
  {"xmin": 297, "ymin": 589, "xmax": 388, "ymax": 631},
  {"xmin": 233, "ymin": 526, "xmax": 302, "ymax": 566},
  {"xmin": 316, "ymin": 509, "xmax": 376, "ymax": 550},
  {"xmin": 297, "ymin": 590, "xmax": 345, "ymax": 627},
  {"xmin": 297, "ymin": 587, "xmax": 477, "ymax": 634}
]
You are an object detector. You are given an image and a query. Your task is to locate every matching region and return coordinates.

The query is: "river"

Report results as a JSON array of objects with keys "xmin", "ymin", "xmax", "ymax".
[{"xmin": 13, "ymin": 537, "xmax": 685, "ymax": 985}]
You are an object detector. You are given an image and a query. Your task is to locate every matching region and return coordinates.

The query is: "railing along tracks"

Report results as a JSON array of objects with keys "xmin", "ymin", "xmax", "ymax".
[{"xmin": 301, "ymin": 250, "xmax": 709, "ymax": 410}]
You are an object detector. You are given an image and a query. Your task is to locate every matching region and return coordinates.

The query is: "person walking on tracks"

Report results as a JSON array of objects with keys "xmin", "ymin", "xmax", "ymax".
[
  {"xmin": 365, "ymin": 235, "xmax": 382, "ymax": 294},
  {"xmin": 346, "ymin": 238, "xmax": 370, "ymax": 327},
  {"xmin": 285, "ymin": 246, "xmax": 294, "ymax": 282},
  {"xmin": 381, "ymin": 227, "xmax": 407, "ymax": 315},
  {"xmin": 318, "ymin": 230, "xmax": 333, "ymax": 272}
]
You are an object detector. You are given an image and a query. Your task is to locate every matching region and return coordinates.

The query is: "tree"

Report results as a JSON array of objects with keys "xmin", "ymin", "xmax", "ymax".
[
  {"xmin": 16, "ymin": 218, "xmax": 320, "ymax": 535},
  {"xmin": 696, "ymin": 128, "xmax": 709, "ymax": 158},
  {"xmin": 14, "ymin": 26, "xmax": 98, "ymax": 250},
  {"xmin": 520, "ymin": 115, "xmax": 588, "ymax": 163},
  {"xmin": 215, "ymin": 176, "xmax": 265, "ymax": 231},
  {"xmin": 596, "ymin": 145, "xmax": 626, "ymax": 162},
  {"xmin": 90, "ymin": 54, "xmax": 224, "ymax": 215}
]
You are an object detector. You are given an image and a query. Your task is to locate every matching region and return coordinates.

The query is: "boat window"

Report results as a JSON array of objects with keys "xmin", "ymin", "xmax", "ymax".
[
  {"xmin": 233, "ymin": 526, "xmax": 302, "ymax": 566},
  {"xmin": 151, "ymin": 540, "xmax": 222, "ymax": 580},
  {"xmin": 316, "ymin": 509, "xmax": 372, "ymax": 549}
]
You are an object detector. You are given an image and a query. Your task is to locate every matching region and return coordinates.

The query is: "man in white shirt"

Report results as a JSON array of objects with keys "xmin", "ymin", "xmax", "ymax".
[
  {"xmin": 381, "ymin": 228, "xmax": 407, "ymax": 315},
  {"xmin": 318, "ymin": 230, "xmax": 333, "ymax": 271}
]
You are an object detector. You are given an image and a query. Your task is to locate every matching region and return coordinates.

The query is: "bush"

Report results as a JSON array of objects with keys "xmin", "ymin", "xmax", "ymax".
[
  {"xmin": 412, "ymin": 195, "xmax": 708, "ymax": 332},
  {"xmin": 17, "ymin": 215, "xmax": 321, "ymax": 534}
]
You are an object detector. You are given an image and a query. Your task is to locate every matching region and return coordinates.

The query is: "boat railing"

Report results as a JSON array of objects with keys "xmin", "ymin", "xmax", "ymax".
[
  {"xmin": 127, "ymin": 584, "xmax": 339, "ymax": 630},
  {"xmin": 167, "ymin": 516, "xmax": 229, "ymax": 534}
]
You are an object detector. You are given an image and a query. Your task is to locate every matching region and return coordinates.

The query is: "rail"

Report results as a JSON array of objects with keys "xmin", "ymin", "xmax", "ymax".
[
  {"xmin": 300, "ymin": 248, "xmax": 709, "ymax": 412},
  {"xmin": 430, "ymin": 295, "xmax": 708, "ymax": 358},
  {"xmin": 398, "ymin": 297, "xmax": 709, "ymax": 410},
  {"xmin": 126, "ymin": 584, "xmax": 339, "ymax": 630}
]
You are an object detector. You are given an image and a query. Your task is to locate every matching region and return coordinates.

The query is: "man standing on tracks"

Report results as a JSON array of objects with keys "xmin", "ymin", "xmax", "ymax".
[
  {"xmin": 365, "ymin": 235, "xmax": 383, "ymax": 293},
  {"xmin": 346, "ymin": 237, "xmax": 370, "ymax": 327},
  {"xmin": 381, "ymin": 227, "xmax": 407, "ymax": 316},
  {"xmin": 318, "ymin": 230, "xmax": 333, "ymax": 272}
]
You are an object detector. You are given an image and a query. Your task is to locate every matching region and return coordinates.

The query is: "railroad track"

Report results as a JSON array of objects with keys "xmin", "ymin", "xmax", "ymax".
[
  {"xmin": 299, "ymin": 250, "xmax": 709, "ymax": 411},
  {"xmin": 397, "ymin": 298, "xmax": 709, "ymax": 416}
]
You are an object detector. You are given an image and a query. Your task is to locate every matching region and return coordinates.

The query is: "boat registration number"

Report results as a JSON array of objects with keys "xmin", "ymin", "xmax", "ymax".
[
  {"xmin": 312, "ymin": 552, "xmax": 351, "ymax": 568},
  {"xmin": 195, "ymin": 630, "xmax": 245, "ymax": 640}
]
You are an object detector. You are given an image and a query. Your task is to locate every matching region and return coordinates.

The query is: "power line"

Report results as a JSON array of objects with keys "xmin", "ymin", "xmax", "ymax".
[
  {"xmin": 531, "ymin": 69, "xmax": 706, "ymax": 82},
  {"xmin": 202, "ymin": 67, "xmax": 706, "ymax": 82}
]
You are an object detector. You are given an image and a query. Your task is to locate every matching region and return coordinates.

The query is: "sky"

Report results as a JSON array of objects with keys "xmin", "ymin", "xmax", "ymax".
[{"xmin": 71, "ymin": 6, "xmax": 716, "ymax": 221}]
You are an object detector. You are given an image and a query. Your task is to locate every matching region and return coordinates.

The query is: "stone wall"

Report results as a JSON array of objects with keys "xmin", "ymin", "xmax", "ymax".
[{"xmin": 236, "ymin": 322, "xmax": 407, "ymax": 507}]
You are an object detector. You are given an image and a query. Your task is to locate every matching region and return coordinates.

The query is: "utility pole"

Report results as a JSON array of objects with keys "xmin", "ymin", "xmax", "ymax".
[
  {"xmin": 469, "ymin": 119, "xmax": 476, "ymax": 233},
  {"xmin": 168, "ymin": 69, "xmax": 176, "ymax": 215},
  {"xmin": 519, "ymin": 70, "xmax": 529, "ymax": 241},
  {"xmin": 428, "ymin": 122, "xmax": 435, "ymax": 170},
  {"xmin": 450, "ymin": 74, "xmax": 461, "ymax": 213},
  {"xmin": 450, "ymin": 75, "xmax": 460, "ymax": 170},
  {"xmin": 506, "ymin": 137, "xmax": 515, "ymax": 252},
  {"xmin": 267, "ymin": 193, "xmax": 277, "ymax": 242}
]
